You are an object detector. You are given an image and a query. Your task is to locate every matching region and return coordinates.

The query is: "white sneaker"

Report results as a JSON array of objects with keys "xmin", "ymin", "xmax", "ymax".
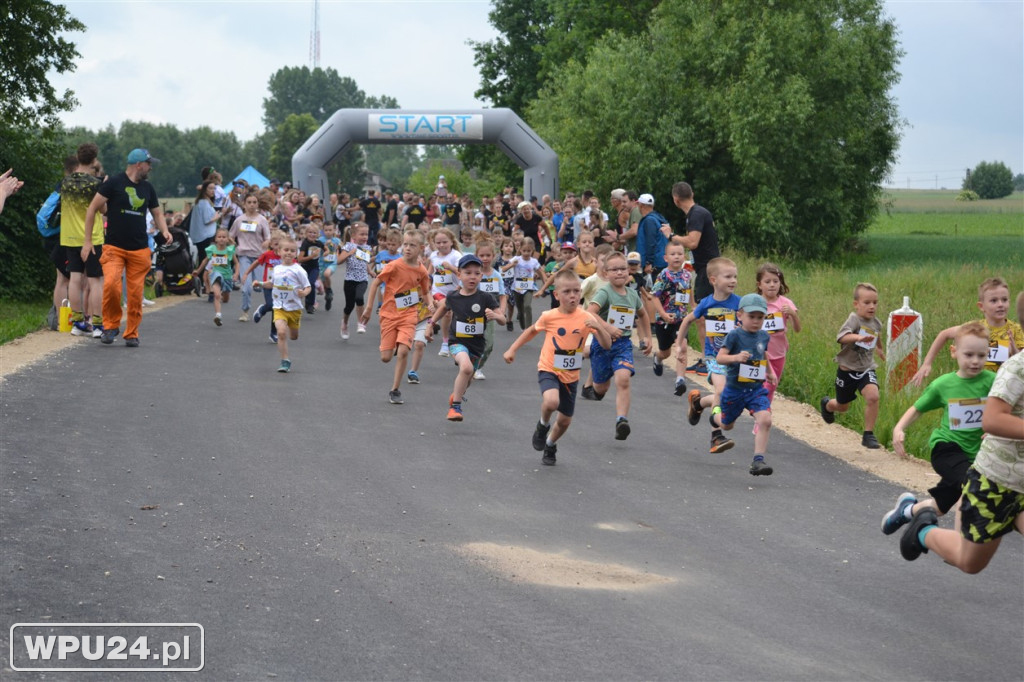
[
  {"xmin": 142, "ymin": 297, "xmax": 155, "ymax": 307},
  {"xmin": 438, "ymin": 344, "xmax": 450, "ymax": 357},
  {"xmin": 474, "ymin": 370, "xmax": 486, "ymax": 380},
  {"xmin": 357, "ymin": 323, "xmax": 367, "ymax": 334},
  {"xmin": 341, "ymin": 325, "xmax": 349, "ymax": 340},
  {"xmin": 238, "ymin": 311, "xmax": 249, "ymax": 322}
]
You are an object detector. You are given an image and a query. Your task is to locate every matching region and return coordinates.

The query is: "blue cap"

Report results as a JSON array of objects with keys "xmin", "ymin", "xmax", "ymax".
[
  {"xmin": 458, "ymin": 254, "xmax": 483, "ymax": 269},
  {"xmin": 738, "ymin": 293, "xmax": 768, "ymax": 314},
  {"xmin": 127, "ymin": 148, "xmax": 160, "ymax": 164}
]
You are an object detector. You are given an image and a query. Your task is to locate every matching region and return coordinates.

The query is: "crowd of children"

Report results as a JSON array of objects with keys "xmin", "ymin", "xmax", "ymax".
[{"xmin": 160, "ymin": 181, "xmax": 1023, "ymax": 576}]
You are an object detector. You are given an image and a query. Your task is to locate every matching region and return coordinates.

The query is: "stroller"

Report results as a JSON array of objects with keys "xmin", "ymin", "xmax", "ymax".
[{"xmin": 153, "ymin": 227, "xmax": 201, "ymax": 296}]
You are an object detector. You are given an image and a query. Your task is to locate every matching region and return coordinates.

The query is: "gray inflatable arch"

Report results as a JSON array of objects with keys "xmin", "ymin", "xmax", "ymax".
[{"xmin": 291, "ymin": 108, "xmax": 559, "ymax": 202}]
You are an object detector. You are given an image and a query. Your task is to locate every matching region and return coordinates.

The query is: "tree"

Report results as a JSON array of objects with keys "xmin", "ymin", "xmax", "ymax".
[
  {"xmin": 262, "ymin": 66, "xmax": 366, "ymax": 130},
  {"xmin": 964, "ymin": 161, "xmax": 1014, "ymax": 200},
  {"xmin": 526, "ymin": 0, "xmax": 903, "ymax": 260},
  {"xmin": 268, "ymin": 114, "xmax": 320, "ymax": 183},
  {"xmin": 1014, "ymin": 173, "xmax": 1024, "ymax": 192},
  {"xmin": 0, "ymin": 0, "xmax": 84, "ymax": 300}
]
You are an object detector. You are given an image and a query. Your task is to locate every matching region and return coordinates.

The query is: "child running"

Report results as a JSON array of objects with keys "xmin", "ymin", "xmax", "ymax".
[
  {"xmin": 251, "ymin": 236, "xmax": 311, "ymax": 373},
  {"xmin": 756, "ymin": 262, "xmax": 801, "ymax": 403},
  {"xmin": 504, "ymin": 270, "xmax": 612, "ymax": 465},
  {"xmin": 713, "ymin": 293, "xmax": 778, "ymax": 475},
  {"xmin": 297, "ymin": 222, "xmax": 322, "ymax": 315},
  {"xmin": 649, "ymin": 237, "xmax": 694, "ymax": 393},
  {"xmin": 318, "ymin": 222, "xmax": 343, "ymax": 311},
  {"xmin": 819, "ymin": 282, "xmax": 887, "ymax": 449},
  {"xmin": 472, "ymin": 236, "xmax": 507, "ymax": 380},
  {"xmin": 586, "ymin": 251, "xmax": 654, "ymax": 439},
  {"xmin": 911, "ymin": 276, "xmax": 1022, "ymax": 386},
  {"xmin": 896, "ymin": 349, "xmax": 1024, "ymax": 574},
  {"xmin": 881, "ymin": 322, "xmax": 995, "ymax": 535},
  {"xmin": 500, "ymin": 236, "xmax": 545, "ymax": 331},
  {"xmin": 192, "ymin": 227, "xmax": 240, "ymax": 327},
  {"xmin": 425, "ymin": 254, "xmax": 506, "ymax": 421},
  {"xmin": 360, "ymin": 230, "xmax": 431, "ymax": 404},
  {"xmin": 676, "ymin": 257, "xmax": 741, "ymax": 453},
  {"xmin": 336, "ymin": 221, "xmax": 373, "ymax": 339},
  {"xmin": 244, "ymin": 230, "xmax": 284, "ymax": 343},
  {"xmin": 428, "ymin": 227, "xmax": 463, "ymax": 356},
  {"xmin": 497, "ymin": 237, "xmax": 517, "ymax": 331}
]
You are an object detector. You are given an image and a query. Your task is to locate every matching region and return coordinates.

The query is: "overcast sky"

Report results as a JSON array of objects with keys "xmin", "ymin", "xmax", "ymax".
[{"xmin": 50, "ymin": 0, "xmax": 1023, "ymax": 189}]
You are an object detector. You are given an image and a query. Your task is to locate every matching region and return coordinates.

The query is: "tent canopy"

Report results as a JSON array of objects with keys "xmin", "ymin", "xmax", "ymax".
[{"xmin": 224, "ymin": 165, "xmax": 272, "ymax": 193}]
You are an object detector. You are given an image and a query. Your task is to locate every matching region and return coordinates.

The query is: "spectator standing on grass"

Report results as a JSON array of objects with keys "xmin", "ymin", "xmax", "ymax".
[
  {"xmin": 672, "ymin": 181, "xmax": 721, "ymax": 375},
  {"xmin": 82, "ymin": 148, "xmax": 171, "ymax": 347}
]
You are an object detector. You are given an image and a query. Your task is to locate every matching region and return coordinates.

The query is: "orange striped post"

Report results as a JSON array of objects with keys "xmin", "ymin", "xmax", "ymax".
[{"xmin": 887, "ymin": 296, "xmax": 922, "ymax": 391}]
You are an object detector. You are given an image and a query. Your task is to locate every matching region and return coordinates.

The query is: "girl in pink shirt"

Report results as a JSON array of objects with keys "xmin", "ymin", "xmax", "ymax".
[{"xmin": 757, "ymin": 263, "xmax": 801, "ymax": 403}]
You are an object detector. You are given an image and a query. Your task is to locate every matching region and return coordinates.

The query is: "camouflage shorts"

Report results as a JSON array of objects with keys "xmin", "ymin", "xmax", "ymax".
[{"xmin": 960, "ymin": 467, "xmax": 1024, "ymax": 543}]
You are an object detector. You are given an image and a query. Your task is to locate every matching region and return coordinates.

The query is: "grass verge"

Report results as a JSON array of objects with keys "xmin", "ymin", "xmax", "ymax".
[{"xmin": 0, "ymin": 299, "xmax": 52, "ymax": 345}]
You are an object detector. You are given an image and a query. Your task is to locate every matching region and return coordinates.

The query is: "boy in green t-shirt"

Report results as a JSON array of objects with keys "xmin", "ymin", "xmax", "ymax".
[
  {"xmin": 586, "ymin": 251, "xmax": 653, "ymax": 440},
  {"xmin": 881, "ymin": 322, "xmax": 995, "ymax": 535},
  {"xmin": 193, "ymin": 227, "xmax": 240, "ymax": 326}
]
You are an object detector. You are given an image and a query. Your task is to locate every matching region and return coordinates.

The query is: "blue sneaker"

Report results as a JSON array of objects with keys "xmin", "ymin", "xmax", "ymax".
[
  {"xmin": 277, "ymin": 359, "xmax": 291, "ymax": 373},
  {"xmin": 100, "ymin": 328, "xmax": 119, "ymax": 345},
  {"xmin": 882, "ymin": 492, "xmax": 917, "ymax": 535},
  {"xmin": 71, "ymin": 320, "xmax": 93, "ymax": 337},
  {"xmin": 253, "ymin": 304, "xmax": 265, "ymax": 324},
  {"xmin": 407, "ymin": 370, "xmax": 420, "ymax": 384},
  {"xmin": 653, "ymin": 358, "xmax": 664, "ymax": 376},
  {"xmin": 686, "ymin": 359, "xmax": 708, "ymax": 376},
  {"xmin": 269, "ymin": 332, "xmax": 278, "ymax": 344}
]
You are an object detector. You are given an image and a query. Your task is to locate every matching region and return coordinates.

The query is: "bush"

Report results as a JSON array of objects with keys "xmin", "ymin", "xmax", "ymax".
[
  {"xmin": 956, "ymin": 189, "xmax": 980, "ymax": 202},
  {"xmin": 963, "ymin": 161, "xmax": 1014, "ymax": 199}
]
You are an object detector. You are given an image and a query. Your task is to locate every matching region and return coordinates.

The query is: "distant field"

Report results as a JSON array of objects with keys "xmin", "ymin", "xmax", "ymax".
[{"xmin": 880, "ymin": 189, "xmax": 1024, "ymax": 214}]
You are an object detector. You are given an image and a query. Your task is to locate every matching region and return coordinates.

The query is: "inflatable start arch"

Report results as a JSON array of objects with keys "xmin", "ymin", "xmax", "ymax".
[{"xmin": 291, "ymin": 108, "xmax": 559, "ymax": 201}]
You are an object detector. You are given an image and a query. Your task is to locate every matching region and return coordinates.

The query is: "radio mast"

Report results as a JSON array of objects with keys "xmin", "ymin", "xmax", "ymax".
[{"xmin": 309, "ymin": 0, "xmax": 321, "ymax": 69}]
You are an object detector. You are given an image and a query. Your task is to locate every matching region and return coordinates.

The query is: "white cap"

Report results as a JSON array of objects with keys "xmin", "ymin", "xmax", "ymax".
[{"xmin": 637, "ymin": 193, "xmax": 655, "ymax": 206}]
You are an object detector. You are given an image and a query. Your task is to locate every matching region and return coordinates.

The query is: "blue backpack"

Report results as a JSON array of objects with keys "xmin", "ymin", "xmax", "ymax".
[{"xmin": 36, "ymin": 191, "xmax": 61, "ymax": 238}]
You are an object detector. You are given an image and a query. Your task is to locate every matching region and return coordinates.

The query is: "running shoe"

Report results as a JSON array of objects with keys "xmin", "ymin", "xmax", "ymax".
[
  {"xmin": 71, "ymin": 320, "xmax": 92, "ymax": 337},
  {"xmin": 532, "ymin": 421, "xmax": 550, "ymax": 451},
  {"xmin": 253, "ymin": 304, "xmax": 265, "ymax": 324},
  {"xmin": 542, "ymin": 442, "xmax": 557, "ymax": 466},
  {"xmin": 749, "ymin": 457, "xmax": 773, "ymax": 476},
  {"xmin": 686, "ymin": 359, "xmax": 708, "ymax": 376},
  {"xmin": 388, "ymin": 390, "xmax": 403, "ymax": 405},
  {"xmin": 446, "ymin": 403, "xmax": 464, "ymax": 421},
  {"xmin": 268, "ymin": 333, "xmax": 278, "ymax": 344},
  {"xmin": 100, "ymin": 328, "xmax": 119, "ymax": 345},
  {"xmin": 653, "ymin": 357, "xmax": 664, "ymax": 376},
  {"xmin": 214, "ymin": 314, "xmax": 222, "ymax": 326},
  {"xmin": 820, "ymin": 397, "xmax": 835, "ymax": 424},
  {"xmin": 142, "ymin": 297, "xmax": 155, "ymax": 307},
  {"xmin": 474, "ymin": 370, "xmax": 486, "ymax": 380},
  {"xmin": 862, "ymin": 432, "xmax": 881, "ymax": 449},
  {"xmin": 341, "ymin": 324, "xmax": 349, "ymax": 340},
  {"xmin": 124, "ymin": 337, "xmax": 140, "ymax": 348},
  {"xmin": 277, "ymin": 359, "xmax": 292, "ymax": 373},
  {"xmin": 709, "ymin": 434, "xmax": 734, "ymax": 453},
  {"xmin": 674, "ymin": 377, "xmax": 687, "ymax": 396},
  {"xmin": 687, "ymin": 390, "xmax": 704, "ymax": 426},
  {"xmin": 615, "ymin": 418, "xmax": 631, "ymax": 441},
  {"xmin": 92, "ymin": 325, "xmax": 103, "ymax": 339},
  {"xmin": 357, "ymin": 323, "xmax": 367, "ymax": 334},
  {"xmin": 581, "ymin": 385, "xmax": 597, "ymax": 401},
  {"xmin": 438, "ymin": 344, "xmax": 450, "ymax": 357},
  {"xmin": 882, "ymin": 492, "xmax": 917, "ymax": 535},
  {"xmin": 899, "ymin": 508, "xmax": 937, "ymax": 561},
  {"xmin": 325, "ymin": 289, "xmax": 333, "ymax": 311},
  {"xmin": 407, "ymin": 370, "xmax": 420, "ymax": 384},
  {"xmin": 238, "ymin": 311, "xmax": 249, "ymax": 322}
]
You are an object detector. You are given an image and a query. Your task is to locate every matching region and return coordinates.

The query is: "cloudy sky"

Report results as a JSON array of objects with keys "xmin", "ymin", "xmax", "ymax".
[{"xmin": 51, "ymin": 0, "xmax": 1023, "ymax": 189}]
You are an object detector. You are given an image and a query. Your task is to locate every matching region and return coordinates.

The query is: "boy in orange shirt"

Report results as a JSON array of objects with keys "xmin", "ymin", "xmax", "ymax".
[
  {"xmin": 361, "ymin": 230, "xmax": 432, "ymax": 404},
  {"xmin": 504, "ymin": 270, "xmax": 612, "ymax": 466}
]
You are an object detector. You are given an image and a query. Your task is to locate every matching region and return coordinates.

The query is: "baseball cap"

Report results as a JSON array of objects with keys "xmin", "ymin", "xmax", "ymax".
[
  {"xmin": 458, "ymin": 253, "xmax": 483, "ymax": 269},
  {"xmin": 637, "ymin": 193, "xmax": 655, "ymax": 206},
  {"xmin": 561, "ymin": 241, "xmax": 577, "ymax": 251},
  {"xmin": 610, "ymin": 188, "xmax": 626, "ymax": 200},
  {"xmin": 738, "ymin": 293, "xmax": 768, "ymax": 314},
  {"xmin": 626, "ymin": 251, "xmax": 642, "ymax": 264},
  {"xmin": 127, "ymin": 148, "xmax": 159, "ymax": 164},
  {"xmin": 439, "ymin": 175, "xmax": 445, "ymax": 179}
]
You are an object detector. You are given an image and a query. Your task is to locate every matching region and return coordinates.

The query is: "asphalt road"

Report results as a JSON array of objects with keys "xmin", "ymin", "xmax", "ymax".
[{"xmin": 2, "ymin": 297, "xmax": 1022, "ymax": 681}]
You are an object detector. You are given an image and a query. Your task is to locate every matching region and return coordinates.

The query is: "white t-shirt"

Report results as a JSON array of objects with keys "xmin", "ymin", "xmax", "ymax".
[
  {"xmin": 430, "ymin": 250, "xmax": 463, "ymax": 296},
  {"xmin": 271, "ymin": 263, "xmax": 311, "ymax": 311}
]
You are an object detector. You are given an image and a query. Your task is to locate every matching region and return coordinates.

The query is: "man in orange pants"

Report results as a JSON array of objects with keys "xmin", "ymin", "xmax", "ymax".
[{"xmin": 82, "ymin": 149, "xmax": 171, "ymax": 346}]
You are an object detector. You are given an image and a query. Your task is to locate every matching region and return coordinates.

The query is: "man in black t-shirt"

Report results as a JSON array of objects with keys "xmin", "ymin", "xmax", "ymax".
[
  {"xmin": 82, "ymin": 148, "xmax": 171, "ymax": 346},
  {"xmin": 443, "ymin": 199, "xmax": 463, "ymax": 227},
  {"xmin": 359, "ymin": 190, "xmax": 382, "ymax": 245},
  {"xmin": 383, "ymin": 191, "xmax": 399, "ymax": 227},
  {"xmin": 672, "ymin": 180, "xmax": 721, "ymax": 374},
  {"xmin": 513, "ymin": 202, "xmax": 543, "ymax": 250},
  {"xmin": 403, "ymin": 199, "xmax": 426, "ymax": 228}
]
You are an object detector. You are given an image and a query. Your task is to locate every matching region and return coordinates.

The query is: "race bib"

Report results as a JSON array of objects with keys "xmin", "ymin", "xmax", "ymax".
[
  {"xmin": 855, "ymin": 326, "xmax": 877, "ymax": 350},
  {"xmin": 513, "ymin": 278, "xmax": 535, "ymax": 293},
  {"xmin": 395, "ymin": 289, "xmax": 420, "ymax": 310},
  {"xmin": 762, "ymin": 312, "xmax": 786, "ymax": 333},
  {"xmin": 988, "ymin": 342, "xmax": 1009, "ymax": 364},
  {"xmin": 354, "ymin": 248, "xmax": 371, "ymax": 263},
  {"xmin": 948, "ymin": 398, "xmax": 986, "ymax": 431},
  {"xmin": 210, "ymin": 255, "xmax": 228, "ymax": 266},
  {"xmin": 738, "ymin": 360, "xmax": 767, "ymax": 383},
  {"xmin": 705, "ymin": 316, "xmax": 735, "ymax": 336},
  {"xmin": 553, "ymin": 349, "xmax": 580, "ymax": 371},
  {"xmin": 674, "ymin": 291, "xmax": 690, "ymax": 306},
  {"xmin": 323, "ymin": 254, "xmax": 337, "ymax": 263},
  {"xmin": 433, "ymin": 272, "xmax": 454, "ymax": 287},
  {"xmin": 608, "ymin": 305, "xmax": 635, "ymax": 330},
  {"xmin": 480, "ymin": 279, "xmax": 501, "ymax": 294},
  {"xmin": 240, "ymin": 221, "xmax": 257, "ymax": 233},
  {"xmin": 455, "ymin": 317, "xmax": 484, "ymax": 337}
]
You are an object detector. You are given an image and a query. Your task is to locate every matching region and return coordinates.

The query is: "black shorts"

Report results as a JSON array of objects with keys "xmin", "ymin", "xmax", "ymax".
[
  {"xmin": 654, "ymin": 320, "xmax": 681, "ymax": 351},
  {"xmin": 47, "ymin": 238, "xmax": 69, "ymax": 278},
  {"xmin": 693, "ymin": 266, "xmax": 712, "ymax": 301},
  {"xmin": 928, "ymin": 441, "xmax": 972, "ymax": 514},
  {"xmin": 959, "ymin": 467, "xmax": 1024, "ymax": 543},
  {"xmin": 538, "ymin": 371, "xmax": 578, "ymax": 417},
  {"xmin": 834, "ymin": 368, "xmax": 878, "ymax": 405},
  {"xmin": 66, "ymin": 245, "xmax": 103, "ymax": 277}
]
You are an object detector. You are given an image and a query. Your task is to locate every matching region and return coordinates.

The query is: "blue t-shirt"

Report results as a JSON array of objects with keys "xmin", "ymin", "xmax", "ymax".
[
  {"xmin": 721, "ymin": 327, "xmax": 771, "ymax": 388},
  {"xmin": 375, "ymin": 250, "xmax": 402, "ymax": 273},
  {"xmin": 691, "ymin": 293, "xmax": 741, "ymax": 356}
]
